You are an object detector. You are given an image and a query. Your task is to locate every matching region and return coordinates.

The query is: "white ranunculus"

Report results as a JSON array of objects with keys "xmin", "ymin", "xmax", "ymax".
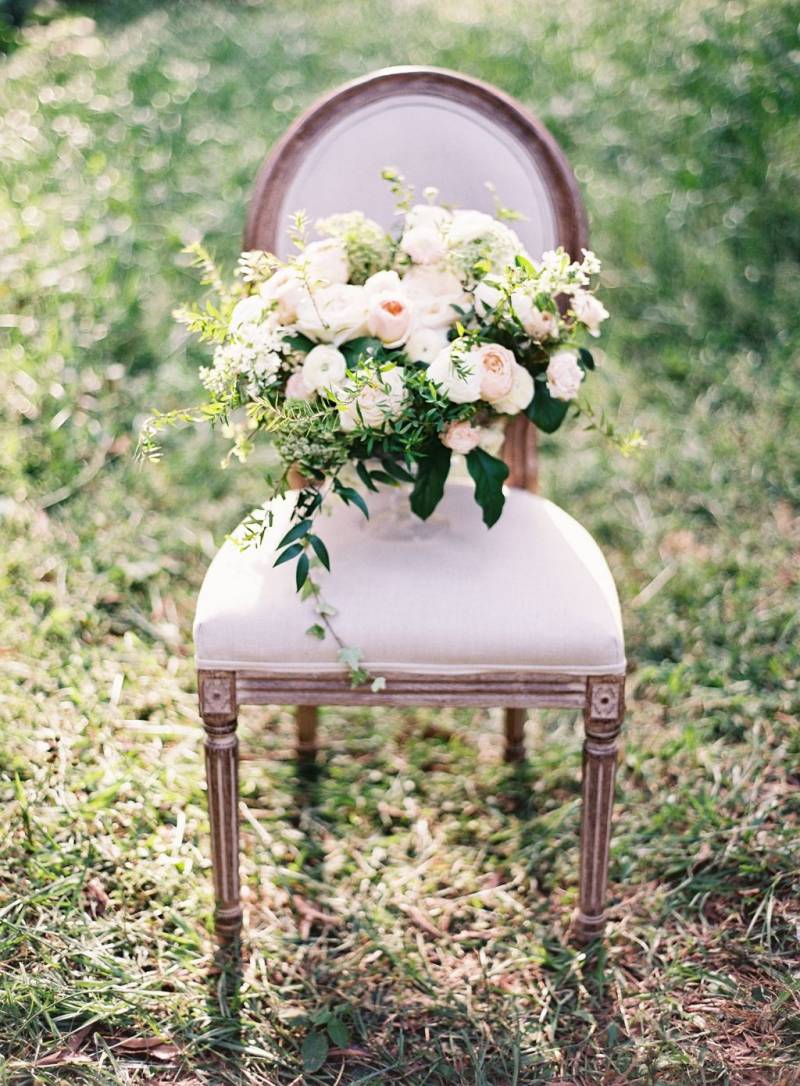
[
  {"xmin": 338, "ymin": 365, "xmax": 408, "ymax": 431},
  {"xmin": 492, "ymin": 363, "xmax": 534, "ymax": 415},
  {"xmin": 402, "ymin": 265, "xmax": 469, "ymax": 328},
  {"xmin": 473, "ymin": 277, "xmax": 504, "ymax": 318},
  {"xmin": 300, "ymin": 237, "xmax": 349, "ymax": 286},
  {"xmin": 405, "ymin": 203, "xmax": 452, "ymax": 231},
  {"xmin": 510, "ymin": 291, "xmax": 559, "ymax": 341},
  {"xmin": 447, "ymin": 209, "xmax": 497, "ymax": 246},
  {"xmin": 571, "ymin": 290, "xmax": 609, "ymax": 337},
  {"xmin": 294, "ymin": 284, "xmax": 369, "ymax": 345},
  {"xmin": 546, "ymin": 349, "xmax": 584, "ymax": 401},
  {"xmin": 426, "ymin": 340, "xmax": 482, "ymax": 404},
  {"xmin": 258, "ymin": 266, "xmax": 306, "ymax": 323},
  {"xmin": 364, "ymin": 269, "xmax": 402, "ymax": 295},
  {"xmin": 301, "ymin": 344, "xmax": 347, "ymax": 392},
  {"xmin": 400, "ymin": 225, "xmax": 448, "ymax": 265},
  {"xmin": 404, "ymin": 326, "xmax": 450, "ymax": 364},
  {"xmin": 230, "ymin": 294, "xmax": 267, "ymax": 334},
  {"xmin": 366, "ymin": 289, "xmax": 413, "ymax": 347}
]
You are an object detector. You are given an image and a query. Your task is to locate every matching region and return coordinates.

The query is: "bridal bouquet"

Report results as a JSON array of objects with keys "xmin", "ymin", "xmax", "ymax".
[{"xmin": 142, "ymin": 174, "xmax": 634, "ymax": 678}]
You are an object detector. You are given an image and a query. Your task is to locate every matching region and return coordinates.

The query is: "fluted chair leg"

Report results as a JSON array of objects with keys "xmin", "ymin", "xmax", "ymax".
[
  {"xmin": 573, "ymin": 675, "xmax": 625, "ymax": 944},
  {"xmin": 503, "ymin": 707, "xmax": 526, "ymax": 763},
  {"xmin": 296, "ymin": 705, "xmax": 319, "ymax": 759},
  {"xmin": 198, "ymin": 670, "xmax": 242, "ymax": 944}
]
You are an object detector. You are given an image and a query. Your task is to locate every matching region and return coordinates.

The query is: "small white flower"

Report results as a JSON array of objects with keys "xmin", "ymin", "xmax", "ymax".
[
  {"xmin": 491, "ymin": 363, "xmax": 534, "ymax": 415},
  {"xmin": 302, "ymin": 344, "xmax": 347, "ymax": 392},
  {"xmin": 571, "ymin": 290, "xmax": 609, "ymax": 337},
  {"xmin": 338, "ymin": 365, "xmax": 408, "ymax": 431},
  {"xmin": 546, "ymin": 349, "xmax": 584, "ymax": 401}
]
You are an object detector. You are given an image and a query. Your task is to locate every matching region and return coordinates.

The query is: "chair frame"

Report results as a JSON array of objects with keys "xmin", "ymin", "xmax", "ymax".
[{"xmin": 198, "ymin": 67, "xmax": 625, "ymax": 946}]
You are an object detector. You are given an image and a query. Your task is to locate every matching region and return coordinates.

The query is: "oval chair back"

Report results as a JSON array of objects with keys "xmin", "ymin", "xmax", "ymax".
[{"xmin": 244, "ymin": 66, "xmax": 588, "ymax": 492}]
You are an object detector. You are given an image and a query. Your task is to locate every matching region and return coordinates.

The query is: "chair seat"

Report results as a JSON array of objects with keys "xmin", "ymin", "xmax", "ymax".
[{"xmin": 194, "ymin": 482, "xmax": 625, "ymax": 676}]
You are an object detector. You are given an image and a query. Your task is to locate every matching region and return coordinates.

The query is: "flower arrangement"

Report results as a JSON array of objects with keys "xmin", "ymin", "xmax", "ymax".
[{"xmin": 142, "ymin": 173, "xmax": 640, "ymax": 684}]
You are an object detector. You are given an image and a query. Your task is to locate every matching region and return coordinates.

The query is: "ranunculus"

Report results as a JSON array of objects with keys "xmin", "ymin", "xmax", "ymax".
[
  {"xmin": 475, "ymin": 342, "xmax": 515, "ymax": 403},
  {"xmin": 230, "ymin": 294, "xmax": 267, "ymax": 334},
  {"xmin": 571, "ymin": 290, "xmax": 609, "ymax": 337},
  {"xmin": 492, "ymin": 363, "xmax": 534, "ymax": 415},
  {"xmin": 300, "ymin": 237, "xmax": 349, "ymax": 286},
  {"xmin": 302, "ymin": 344, "xmax": 347, "ymax": 392},
  {"xmin": 258, "ymin": 267, "xmax": 306, "ymax": 323},
  {"xmin": 404, "ymin": 326, "xmax": 450, "ymax": 364},
  {"xmin": 402, "ymin": 265, "xmax": 469, "ymax": 328},
  {"xmin": 426, "ymin": 341, "xmax": 482, "ymax": 404},
  {"xmin": 510, "ymin": 291, "xmax": 559, "ymax": 341},
  {"xmin": 338, "ymin": 365, "xmax": 408, "ymax": 431},
  {"xmin": 285, "ymin": 370, "xmax": 314, "ymax": 400},
  {"xmin": 447, "ymin": 209, "xmax": 496, "ymax": 246},
  {"xmin": 441, "ymin": 419, "xmax": 483, "ymax": 454},
  {"xmin": 400, "ymin": 225, "xmax": 448, "ymax": 265},
  {"xmin": 364, "ymin": 269, "xmax": 402, "ymax": 295},
  {"xmin": 366, "ymin": 290, "xmax": 413, "ymax": 347},
  {"xmin": 546, "ymin": 349, "xmax": 584, "ymax": 400},
  {"xmin": 295, "ymin": 284, "xmax": 369, "ymax": 345}
]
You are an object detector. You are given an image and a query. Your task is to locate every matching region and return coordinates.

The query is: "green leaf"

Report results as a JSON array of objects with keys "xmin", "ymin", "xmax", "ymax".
[
  {"xmin": 273, "ymin": 542, "xmax": 304, "ymax": 567},
  {"xmin": 326, "ymin": 1017, "xmax": 350, "ymax": 1047},
  {"xmin": 306, "ymin": 623, "xmax": 326, "ymax": 640},
  {"xmin": 277, "ymin": 519, "xmax": 312, "ymax": 549},
  {"xmin": 295, "ymin": 552, "xmax": 310, "ymax": 591},
  {"xmin": 578, "ymin": 347, "xmax": 595, "ymax": 371},
  {"xmin": 284, "ymin": 332, "xmax": 316, "ymax": 353},
  {"xmin": 466, "ymin": 447, "xmax": 509, "ymax": 528},
  {"xmin": 340, "ymin": 336, "xmax": 383, "ymax": 367},
  {"xmin": 379, "ymin": 457, "xmax": 415, "ymax": 483},
  {"xmin": 335, "ymin": 483, "xmax": 370, "ymax": 519},
  {"xmin": 302, "ymin": 1031, "xmax": 329, "ymax": 1073},
  {"xmin": 356, "ymin": 461, "xmax": 379, "ymax": 492},
  {"xmin": 410, "ymin": 441, "xmax": 451, "ymax": 521},
  {"xmin": 525, "ymin": 382, "xmax": 570, "ymax": 434},
  {"xmin": 308, "ymin": 534, "xmax": 330, "ymax": 571},
  {"xmin": 338, "ymin": 646, "xmax": 363, "ymax": 669}
]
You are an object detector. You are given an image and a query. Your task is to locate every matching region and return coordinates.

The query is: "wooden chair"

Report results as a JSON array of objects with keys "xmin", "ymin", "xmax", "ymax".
[{"xmin": 194, "ymin": 67, "xmax": 626, "ymax": 946}]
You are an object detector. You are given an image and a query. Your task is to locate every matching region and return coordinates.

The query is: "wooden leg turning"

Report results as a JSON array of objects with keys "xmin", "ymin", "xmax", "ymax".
[
  {"xmin": 573, "ymin": 675, "xmax": 625, "ymax": 944},
  {"xmin": 503, "ymin": 708, "xmax": 526, "ymax": 763},
  {"xmin": 296, "ymin": 705, "xmax": 319, "ymax": 759},
  {"xmin": 199, "ymin": 670, "xmax": 242, "ymax": 944}
]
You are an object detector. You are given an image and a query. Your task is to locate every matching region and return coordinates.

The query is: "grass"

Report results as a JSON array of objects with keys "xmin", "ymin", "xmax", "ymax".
[{"xmin": 1, "ymin": 0, "xmax": 799, "ymax": 1082}]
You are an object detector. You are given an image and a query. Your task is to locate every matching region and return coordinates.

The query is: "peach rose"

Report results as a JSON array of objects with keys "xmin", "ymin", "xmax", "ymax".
[
  {"xmin": 366, "ymin": 290, "xmax": 413, "ymax": 347},
  {"xmin": 546, "ymin": 349, "xmax": 584, "ymax": 400},
  {"xmin": 285, "ymin": 370, "xmax": 314, "ymax": 400},
  {"xmin": 475, "ymin": 342, "xmax": 515, "ymax": 403},
  {"xmin": 441, "ymin": 419, "xmax": 482, "ymax": 454}
]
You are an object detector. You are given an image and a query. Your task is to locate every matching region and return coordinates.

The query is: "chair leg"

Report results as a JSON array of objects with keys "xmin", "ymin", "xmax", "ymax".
[
  {"xmin": 573, "ymin": 675, "xmax": 625, "ymax": 944},
  {"xmin": 295, "ymin": 705, "xmax": 319, "ymax": 759},
  {"xmin": 198, "ymin": 670, "xmax": 242, "ymax": 944},
  {"xmin": 503, "ymin": 708, "xmax": 526, "ymax": 763}
]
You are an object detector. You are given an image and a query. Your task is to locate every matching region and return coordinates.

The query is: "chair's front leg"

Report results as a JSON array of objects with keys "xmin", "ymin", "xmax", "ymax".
[
  {"xmin": 503, "ymin": 708, "xmax": 526, "ymax": 763},
  {"xmin": 198, "ymin": 670, "xmax": 242, "ymax": 943},
  {"xmin": 573, "ymin": 675, "xmax": 625, "ymax": 944}
]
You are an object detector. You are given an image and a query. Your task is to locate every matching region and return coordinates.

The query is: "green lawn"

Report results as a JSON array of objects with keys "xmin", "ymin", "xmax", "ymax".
[{"xmin": 1, "ymin": 1, "xmax": 799, "ymax": 1083}]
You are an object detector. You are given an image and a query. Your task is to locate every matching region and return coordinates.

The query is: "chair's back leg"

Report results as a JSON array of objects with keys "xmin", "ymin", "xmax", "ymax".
[
  {"xmin": 573, "ymin": 675, "xmax": 625, "ymax": 944},
  {"xmin": 296, "ymin": 705, "xmax": 319, "ymax": 760},
  {"xmin": 503, "ymin": 708, "xmax": 527, "ymax": 763},
  {"xmin": 198, "ymin": 670, "xmax": 242, "ymax": 944}
]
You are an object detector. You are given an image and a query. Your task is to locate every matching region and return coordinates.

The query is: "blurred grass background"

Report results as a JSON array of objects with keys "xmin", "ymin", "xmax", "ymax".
[{"xmin": 1, "ymin": 1, "xmax": 799, "ymax": 1083}]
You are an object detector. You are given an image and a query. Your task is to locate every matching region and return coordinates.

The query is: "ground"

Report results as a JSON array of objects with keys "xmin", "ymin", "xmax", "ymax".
[{"xmin": 0, "ymin": 1, "xmax": 799, "ymax": 1083}]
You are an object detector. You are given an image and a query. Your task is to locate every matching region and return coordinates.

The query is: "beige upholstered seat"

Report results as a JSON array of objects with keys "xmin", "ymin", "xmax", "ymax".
[{"xmin": 194, "ymin": 482, "xmax": 625, "ymax": 677}]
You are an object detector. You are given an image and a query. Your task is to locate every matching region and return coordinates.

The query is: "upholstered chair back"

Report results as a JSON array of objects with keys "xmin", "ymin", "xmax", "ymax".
[{"xmin": 244, "ymin": 67, "xmax": 588, "ymax": 490}]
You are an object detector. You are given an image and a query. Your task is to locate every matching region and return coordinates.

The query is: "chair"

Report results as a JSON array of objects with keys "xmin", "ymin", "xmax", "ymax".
[{"xmin": 194, "ymin": 67, "xmax": 626, "ymax": 946}]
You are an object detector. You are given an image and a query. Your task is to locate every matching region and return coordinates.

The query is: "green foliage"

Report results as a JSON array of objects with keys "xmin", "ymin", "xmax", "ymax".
[
  {"xmin": 526, "ymin": 380, "xmax": 570, "ymax": 434},
  {"xmin": 465, "ymin": 446, "xmax": 509, "ymax": 527},
  {"xmin": 410, "ymin": 439, "xmax": 452, "ymax": 520}
]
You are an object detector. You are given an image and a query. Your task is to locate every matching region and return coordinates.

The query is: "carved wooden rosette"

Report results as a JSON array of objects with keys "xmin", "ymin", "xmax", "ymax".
[
  {"xmin": 573, "ymin": 674, "xmax": 626, "ymax": 943},
  {"xmin": 198, "ymin": 670, "xmax": 242, "ymax": 940}
]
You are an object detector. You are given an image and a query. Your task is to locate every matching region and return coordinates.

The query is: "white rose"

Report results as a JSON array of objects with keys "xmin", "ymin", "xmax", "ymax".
[
  {"xmin": 447, "ymin": 209, "xmax": 496, "ymax": 246},
  {"xmin": 546, "ymin": 349, "xmax": 584, "ymax": 401},
  {"xmin": 510, "ymin": 292, "xmax": 559, "ymax": 341},
  {"xmin": 229, "ymin": 294, "xmax": 267, "ymax": 334},
  {"xmin": 405, "ymin": 203, "xmax": 452, "ymax": 231},
  {"xmin": 402, "ymin": 265, "xmax": 469, "ymax": 328},
  {"xmin": 400, "ymin": 225, "xmax": 448, "ymax": 265},
  {"xmin": 405, "ymin": 326, "xmax": 450, "ymax": 364},
  {"xmin": 365, "ymin": 269, "xmax": 402, "ymax": 295},
  {"xmin": 571, "ymin": 290, "xmax": 608, "ymax": 337},
  {"xmin": 301, "ymin": 344, "xmax": 347, "ymax": 392},
  {"xmin": 339, "ymin": 365, "xmax": 408, "ymax": 431},
  {"xmin": 473, "ymin": 277, "xmax": 504, "ymax": 318},
  {"xmin": 300, "ymin": 237, "xmax": 349, "ymax": 285},
  {"xmin": 492, "ymin": 363, "xmax": 534, "ymax": 415},
  {"xmin": 426, "ymin": 340, "xmax": 482, "ymax": 404},
  {"xmin": 258, "ymin": 267, "xmax": 305, "ymax": 323},
  {"xmin": 366, "ymin": 290, "xmax": 413, "ymax": 347},
  {"xmin": 441, "ymin": 419, "xmax": 482, "ymax": 454},
  {"xmin": 294, "ymin": 284, "xmax": 369, "ymax": 345}
]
